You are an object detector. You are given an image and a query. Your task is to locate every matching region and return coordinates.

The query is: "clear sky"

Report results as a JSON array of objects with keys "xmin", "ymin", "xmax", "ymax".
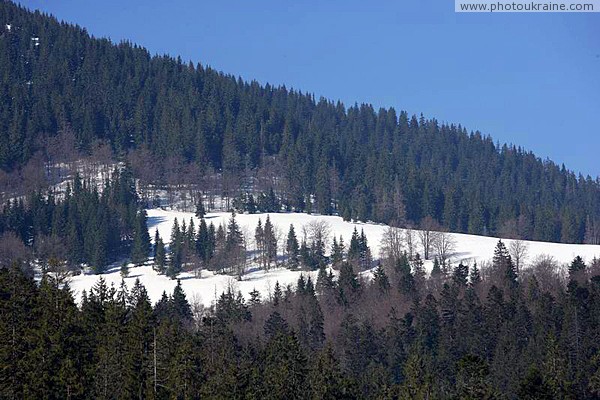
[{"xmin": 17, "ymin": 0, "xmax": 600, "ymax": 177}]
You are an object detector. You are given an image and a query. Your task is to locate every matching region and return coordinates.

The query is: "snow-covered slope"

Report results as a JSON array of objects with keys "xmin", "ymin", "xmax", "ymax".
[{"xmin": 68, "ymin": 209, "xmax": 600, "ymax": 305}]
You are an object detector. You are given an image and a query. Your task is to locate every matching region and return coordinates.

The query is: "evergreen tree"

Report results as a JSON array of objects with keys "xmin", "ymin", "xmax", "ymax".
[
  {"xmin": 470, "ymin": 262, "xmax": 482, "ymax": 288},
  {"xmin": 568, "ymin": 255, "xmax": 586, "ymax": 282},
  {"xmin": 286, "ymin": 224, "xmax": 300, "ymax": 269},
  {"xmin": 172, "ymin": 280, "xmax": 193, "ymax": 322},
  {"xmin": 131, "ymin": 210, "xmax": 151, "ymax": 266},
  {"xmin": 397, "ymin": 252, "xmax": 416, "ymax": 296},
  {"xmin": 493, "ymin": 240, "xmax": 518, "ymax": 291},
  {"xmin": 255, "ymin": 218, "xmax": 265, "ymax": 269},
  {"xmin": 373, "ymin": 263, "xmax": 391, "ymax": 294},
  {"xmin": 167, "ymin": 218, "xmax": 183, "ymax": 279},
  {"xmin": 330, "ymin": 236, "xmax": 345, "ymax": 267},
  {"xmin": 154, "ymin": 235, "xmax": 166, "ymax": 274},
  {"xmin": 225, "ymin": 211, "xmax": 245, "ymax": 277},
  {"xmin": 153, "ymin": 229, "xmax": 160, "ymax": 258},
  {"xmin": 264, "ymin": 215, "xmax": 277, "ymax": 270},
  {"xmin": 249, "ymin": 288, "xmax": 262, "ymax": 306},
  {"xmin": 195, "ymin": 199, "xmax": 206, "ymax": 219}
]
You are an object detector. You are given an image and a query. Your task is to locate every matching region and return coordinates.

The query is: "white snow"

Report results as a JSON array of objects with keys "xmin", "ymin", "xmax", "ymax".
[
  {"xmin": 5, "ymin": 24, "xmax": 11, "ymax": 32},
  {"xmin": 67, "ymin": 208, "xmax": 600, "ymax": 305}
]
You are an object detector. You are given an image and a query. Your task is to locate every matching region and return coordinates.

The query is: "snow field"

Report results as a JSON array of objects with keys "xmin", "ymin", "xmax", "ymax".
[{"xmin": 68, "ymin": 208, "xmax": 600, "ymax": 305}]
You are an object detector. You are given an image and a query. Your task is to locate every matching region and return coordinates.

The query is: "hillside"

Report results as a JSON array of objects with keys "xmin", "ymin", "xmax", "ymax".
[
  {"xmin": 2, "ymin": 1, "xmax": 600, "ymax": 244},
  {"xmin": 68, "ymin": 208, "xmax": 600, "ymax": 305},
  {"xmin": 7, "ymin": 207, "xmax": 598, "ymax": 399}
]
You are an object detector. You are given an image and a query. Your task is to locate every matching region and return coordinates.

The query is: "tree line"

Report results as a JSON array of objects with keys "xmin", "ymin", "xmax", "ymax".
[
  {"xmin": 2, "ymin": 1, "xmax": 600, "ymax": 244},
  {"xmin": 2, "ymin": 239, "xmax": 600, "ymax": 398},
  {"xmin": 153, "ymin": 212, "xmax": 378, "ymax": 281},
  {"xmin": 0, "ymin": 166, "xmax": 150, "ymax": 274}
]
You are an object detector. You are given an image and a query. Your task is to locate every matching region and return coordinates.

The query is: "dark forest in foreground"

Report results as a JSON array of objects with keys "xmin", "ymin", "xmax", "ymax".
[
  {"xmin": 2, "ymin": 242, "xmax": 600, "ymax": 399},
  {"xmin": 1, "ymin": 1, "xmax": 600, "ymax": 244}
]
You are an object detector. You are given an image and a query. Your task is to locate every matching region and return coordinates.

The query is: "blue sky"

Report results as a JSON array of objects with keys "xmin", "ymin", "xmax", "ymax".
[{"xmin": 18, "ymin": 0, "xmax": 600, "ymax": 177}]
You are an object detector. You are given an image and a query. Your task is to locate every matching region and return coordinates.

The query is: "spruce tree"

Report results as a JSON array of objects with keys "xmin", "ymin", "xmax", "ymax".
[
  {"xmin": 373, "ymin": 263, "xmax": 391, "ymax": 294},
  {"xmin": 264, "ymin": 215, "xmax": 277, "ymax": 270},
  {"xmin": 286, "ymin": 224, "xmax": 299, "ymax": 269},
  {"xmin": 131, "ymin": 210, "xmax": 151, "ymax": 266},
  {"xmin": 172, "ymin": 280, "xmax": 193, "ymax": 322},
  {"xmin": 195, "ymin": 199, "xmax": 206, "ymax": 219},
  {"xmin": 255, "ymin": 218, "xmax": 265, "ymax": 269},
  {"xmin": 154, "ymin": 235, "xmax": 166, "ymax": 274}
]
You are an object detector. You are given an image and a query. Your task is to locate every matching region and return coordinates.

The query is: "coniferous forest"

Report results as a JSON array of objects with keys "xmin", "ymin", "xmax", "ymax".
[
  {"xmin": 3, "ymin": 243, "xmax": 600, "ymax": 399},
  {"xmin": 1, "ymin": 1, "xmax": 600, "ymax": 244},
  {"xmin": 3, "ymin": 2, "xmax": 600, "ymax": 399}
]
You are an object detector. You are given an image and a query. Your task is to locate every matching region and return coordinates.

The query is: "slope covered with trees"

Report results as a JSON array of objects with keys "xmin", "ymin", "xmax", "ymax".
[
  {"xmin": 1, "ymin": 1, "xmax": 599, "ymax": 244},
  {"xmin": 0, "ymin": 166, "xmax": 150, "ymax": 274},
  {"xmin": 2, "ymin": 243, "xmax": 600, "ymax": 398}
]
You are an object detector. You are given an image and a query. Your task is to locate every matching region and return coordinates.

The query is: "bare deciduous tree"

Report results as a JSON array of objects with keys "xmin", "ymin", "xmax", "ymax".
[
  {"xmin": 585, "ymin": 215, "xmax": 600, "ymax": 245},
  {"xmin": 509, "ymin": 239, "xmax": 529, "ymax": 274},
  {"xmin": 22, "ymin": 152, "xmax": 48, "ymax": 193},
  {"xmin": 34, "ymin": 233, "xmax": 67, "ymax": 273},
  {"xmin": 433, "ymin": 230, "xmax": 456, "ymax": 264},
  {"xmin": 303, "ymin": 220, "xmax": 331, "ymax": 250},
  {"xmin": 404, "ymin": 226, "xmax": 416, "ymax": 260},
  {"xmin": 528, "ymin": 254, "xmax": 565, "ymax": 294},
  {"xmin": 0, "ymin": 232, "xmax": 32, "ymax": 273},
  {"xmin": 380, "ymin": 226, "xmax": 404, "ymax": 265},
  {"xmin": 498, "ymin": 218, "xmax": 519, "ymax": 240},
  {"xmin": 418, "ymin": 216, "xmax": 440, "ymax": 260},
  {"xmin": 129, "ymin": 146, "xmax": 158, "ymax": 204}
]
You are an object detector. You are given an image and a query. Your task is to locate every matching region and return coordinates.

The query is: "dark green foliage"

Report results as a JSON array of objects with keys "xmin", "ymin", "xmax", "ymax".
[
  {"xmin": 493, "ymin": 240, "xmax": 518, "ymax": 292},
  {"xmin": 3, "ymin": 246, "xmax": 600, "ymax": 398},
  {"xmin": 373, "ymin": 262, "xmax": 391, "ymax": 294},
  {"xmin": 215, "ymin": 287, "xmax": 250, "ymax": 325},
  {"xmin": 195, "ymin": 218, "xmax": 215, "ymax": 265},
  {"xmin": 308, "ymin": 345, "xmax": 357, "ymax": 399},
  {"xmin": 452, "ymin": 262, "xmax": 469, "ymax": 287},
  {"xmin": 330, "ymin": 235, "xmax": 345, "ymax": 267},
  {"xmin": 195, "ymin": 199, "xmax": 205, "ymax": 219},
  {"xmin": 347, "ymin": 228, "xmax": 371, "ymax": 270},
  {"xmin": 517, "ymin": 366, "xmax": 554, "ymax": 400},
  {"xmin": 396, "ymin": 252, "xmax": 416, "ymax": 296},
  {"xmin": 153, "ymin": 233, "xmax": 166, "ymax": 274},
  {"xmin": 0, "ymin": 168, "xmax": 141, "ymax": 273},
  {"xmin": 220, "ymin": 211, "xmax": 246, "ymax": 277},
  {"xmin": 3, "ymin": 3, "xmax": 600, "ymax": 397},
  {"xmin": 338, "ymin": 262, "xmax": 361, "ymax": 306},
  {"xmin": 569, "ymin": 255, "xmax": 587, "ymax": 281},
  {"xmin": 167, "ymin": 218, "xmax": 182, "ymax": 278},
  {"xmin": 286, "ymin": 224, "xmax": 300, "ymax": 269},
  {"xmin": 172, "ymin": 280, "xmax": 193, "ymax": 322},
  {"xmin": 131, "ymin": 210, "xmax": 151, "ymax": 266},
  {"xmin": 262, "ymin": 330, "xmax": 307, "ymax": 399},
  {"xmin": 1, "ymin": 1, "xmax": 598, "ymax": 244},
  {"xmin": 455, "ymin": 354, "xmax": 498, "ymax": 399},
  {"xmin": 234, "ymin": 190, "xmax": 281, "ymax": 213},
  {"xmin": 470, "ymin": 262, "xmax": 482, "ymax": 287}
]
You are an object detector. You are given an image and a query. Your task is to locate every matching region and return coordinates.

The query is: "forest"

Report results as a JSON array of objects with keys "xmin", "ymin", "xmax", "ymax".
[
  {"xmin": 3, "ymin": 3, "xmax": 600, "ymax": 399},
  {"xmin": 2, "ymin": 240, "xmax": 600, "ymax": 399},
  {"xmin": 0, "ymin": 166, "xmax": 150, "ymax": 274},
  {"xmin": 1, "ymin": 1, "xmax": 600, "ymax": 244}
]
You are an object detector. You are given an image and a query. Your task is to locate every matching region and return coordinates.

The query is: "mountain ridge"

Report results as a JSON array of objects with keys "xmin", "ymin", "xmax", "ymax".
[{"xmin": 1, "ymin": 1, "xmax": 599, "ymax": 244}]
